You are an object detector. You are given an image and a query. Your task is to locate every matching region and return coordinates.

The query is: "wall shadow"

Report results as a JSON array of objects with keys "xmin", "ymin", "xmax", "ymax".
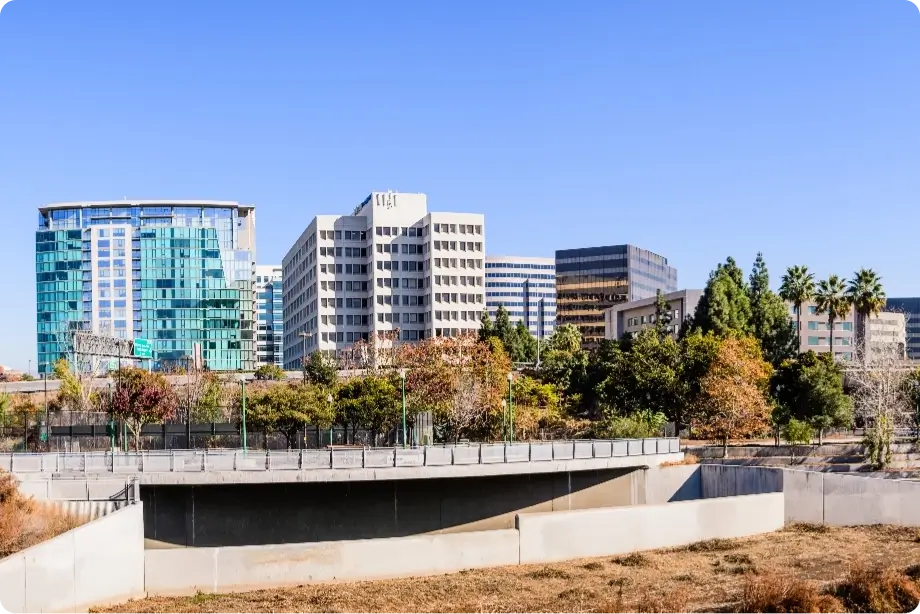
[{"xmin": 141, "ymin": 468, "xmax": 642, "ymax": 547}]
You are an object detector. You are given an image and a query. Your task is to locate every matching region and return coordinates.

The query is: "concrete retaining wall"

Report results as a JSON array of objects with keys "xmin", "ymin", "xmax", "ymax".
[
  {"xmin": 145, "ymin": 529, "xmax": 521, "ymax": 596},
  {"xmin": 644, "ymin": 466, "xmax": 701, "ymax": 504},
  {"xmin": 515, "ymin": 493, "xmax": 783, "ymax": 564},
  {"xmin": 0, "ymin": 504, "xmax": 145, "ymax": 613},
  {"xmin": 699, "ymin": 464, "xmax": 920, "ymax": 526}
]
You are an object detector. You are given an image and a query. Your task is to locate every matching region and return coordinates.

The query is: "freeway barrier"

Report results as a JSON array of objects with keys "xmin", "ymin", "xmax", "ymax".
[{"xmin": 3, "ymin": 438, "xmax": 680, "ymax": 475}]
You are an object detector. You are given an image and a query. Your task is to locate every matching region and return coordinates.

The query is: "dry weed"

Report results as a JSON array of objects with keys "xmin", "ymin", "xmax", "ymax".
[
  {"xmin": 526, "ymin": 567, "xmax": 570, "ymax": 580},
  {"xmin": 785, "ymin": 523, "xmax": 832, "ymax": 534},
  {"xmin": 660, "ymin": 453, "xmax": 699, "ymax": 467},
  {"xmin": 611, "ymin": 552, "xmax": 650, "ymax": 567},
  {"xmin": 738, "ymin": 574, "xmax": 843, "ymax": 613},
  {"xmin": 0, "ymin": 471, "xmax": 82, "ymax": 558},
  {"xmin": 832, "ymin": 564, "xmax": 920, "ymax": 614},
  {"xmin": 686, "ymin": 538, "xmax": 736, "ymax": 552},
  {"xmin": 581, "ymin": 561, "xmax": 604, "ymax": 571}
]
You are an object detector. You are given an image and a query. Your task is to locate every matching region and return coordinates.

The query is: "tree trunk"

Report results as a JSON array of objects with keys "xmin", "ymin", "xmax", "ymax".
[
  {"xmin": 722, "ymin": 437, "xmax": 728, "ymax": 459},
  {"xmin": 796, "ymin": 307, "xmax": 802, "ymax": 352},
  {"xmin": 818, "ymin": 428, "xmax": 823, "ymax": 446},
  {"xmin": 829, "ymin": 319, "xmax": 835, "ymax": 359}
]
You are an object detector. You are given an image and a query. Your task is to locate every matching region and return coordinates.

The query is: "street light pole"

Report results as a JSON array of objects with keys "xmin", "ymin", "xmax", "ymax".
[
  {"xmin": 501, "ymin": 400, "xmax": 507, "ymax": 442},
  {"xmin": 507, "ymin": 372, "xmax": 514, "ymax": 443},
  {"xmin": 108, "ymin": 383, "xmax": 114, "ymax": 453},
  {"xmin": 240, "ymin": 380, "xmax": 247, "ymax": 453},
  {"xmin": 327, "ymin": 393, "xmax": 334, "ymax": 448},
  {"xmin": 299, "ymin": 332, "xmax": 311, "ymax": 382},
  {"xmin": 399, "ymin": 368, "xmax": 407, "ymax": 448}
]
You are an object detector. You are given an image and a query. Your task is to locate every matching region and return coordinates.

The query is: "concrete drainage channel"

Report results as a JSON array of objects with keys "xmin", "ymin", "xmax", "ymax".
[{"xmin": 2, "ymin": 463, "xmax": 920, "ymax": 612}]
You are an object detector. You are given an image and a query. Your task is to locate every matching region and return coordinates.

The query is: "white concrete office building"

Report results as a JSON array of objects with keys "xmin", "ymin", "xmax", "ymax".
[
  {"xmin": 485, "ymin": 256, "xmax": 556, "ymax": 340},
  {"xmin": 603, "ymin": 289, "xmax": 702, "ymax": 341},
  {"xmin": 282, "ymin": 192, "xmax": 486, "ymax": 368}
]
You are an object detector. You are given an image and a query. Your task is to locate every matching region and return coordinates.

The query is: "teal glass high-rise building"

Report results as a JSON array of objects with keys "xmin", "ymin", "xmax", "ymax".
[{"xmin": 36, "ymin": 201, "xmax": 257, "ymax": 375}]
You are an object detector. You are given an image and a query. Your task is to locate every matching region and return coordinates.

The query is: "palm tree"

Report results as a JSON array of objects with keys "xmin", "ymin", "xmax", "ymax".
[
  {"xmin": 779, "ymin": 265, "xmax": 815, "ymax": 350},
  {"xmin": 813, "ymin": 275, "xmax": 851, "ymax": 360},
  {"xmin": 846, "ymin": 268, "xmax": 886, "ymax": 362}
]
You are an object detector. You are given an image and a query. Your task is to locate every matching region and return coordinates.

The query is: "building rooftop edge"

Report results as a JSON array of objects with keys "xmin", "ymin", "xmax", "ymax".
[{"xmin": 39, "ymin": 200, "xmax": 252, "ymax": 212}]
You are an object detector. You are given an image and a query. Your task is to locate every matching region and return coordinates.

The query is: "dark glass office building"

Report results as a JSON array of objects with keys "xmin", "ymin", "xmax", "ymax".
[
  {"xmin": 555, "ymin": 244, "xmax": 677, "ymax": 349},
  {"xmin": 884, "ymin": 297, "xmax": 920, "ymax": 359}
]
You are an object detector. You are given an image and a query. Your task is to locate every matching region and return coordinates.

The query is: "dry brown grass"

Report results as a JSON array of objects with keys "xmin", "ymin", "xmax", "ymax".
[
  {"xmin": 95, "ymin": 525, "xmax": 920, "ymax": 613},
  {"xmin": 0, "ymin": 471, "xmax": 83, "ymax": 558},
  {"xmin": 831, "ymin": 564, "xmax": 920, "ymax": 613},
  {"xmin": 660, "ymin": 453, "xmax": 699, "ymax": 467}
]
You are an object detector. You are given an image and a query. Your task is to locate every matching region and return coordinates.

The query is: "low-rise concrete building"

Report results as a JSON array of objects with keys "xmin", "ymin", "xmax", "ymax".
[
  {"xmin": 792, "ymin": 301, "xmax": 906, "ymax": 360},
  {"xmin": 603, "ymin": 289, "xmax": 702, "ymax": 340}
]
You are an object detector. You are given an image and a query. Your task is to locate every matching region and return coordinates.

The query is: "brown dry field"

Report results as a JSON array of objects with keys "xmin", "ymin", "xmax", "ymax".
[{"xmin": 97, "ymin": 525, "xmax": 920, "ymax": 614}]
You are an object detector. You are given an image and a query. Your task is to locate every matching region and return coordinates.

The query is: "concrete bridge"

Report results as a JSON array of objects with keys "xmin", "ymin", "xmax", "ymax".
[
  {"xmin": 7, "ymin": 437, "xmax": 681, "ymax": 485},
  {"xmin": 11, "ymin": 438, "xmax": 684, "ymax": 548}
]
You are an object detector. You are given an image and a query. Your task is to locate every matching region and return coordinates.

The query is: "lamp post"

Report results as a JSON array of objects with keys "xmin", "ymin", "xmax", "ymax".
[
  {"xmin": 108, "ymin": 382, "xmax": 115, "ymax": 453},
  {"xmin": 501, "ymin": 400, "xmax": 507, "ymax": 442},
  {"xmin": 507, "ymin": 372, "xmax": 514, "ymax": 443},
  {"xmin": 240, "ymin": 380, "xmax": 247, "ymax": 453},
  {"xmin": 42, "ymin": 371, "xmax": 49, "ymax": 447},
  {"xmin": 399, "ymin": 368, "xmax": 407, "ymax": 448},
  {"xmin": 327, "ymin": 393, "xmax": 334, "ymax": 447}
]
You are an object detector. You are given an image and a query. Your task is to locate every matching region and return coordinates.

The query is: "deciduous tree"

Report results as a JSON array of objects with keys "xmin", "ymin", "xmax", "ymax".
[
  {"xmin": 302, "ymin": 352, "xmax": 337, "ymax": 388},
  {"xmin": 254, "ymin": 364, "xmax": 286, "ymax": 381},
  {"xmin": 110, "ymin": 367, "xmax": 178, "ymax": 451},
  {"xmin": 771, "ymin": 351, "xmax": 851, "ymax": 444},
  {"xmin": 693, "ymin": 335, "xmax": 772, "ymax": 457}
]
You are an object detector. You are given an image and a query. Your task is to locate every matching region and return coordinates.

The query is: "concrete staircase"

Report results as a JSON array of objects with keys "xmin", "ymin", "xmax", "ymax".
[{"xmin": 685, "ymin": 442, "xmax": 920, "ymax": 476}]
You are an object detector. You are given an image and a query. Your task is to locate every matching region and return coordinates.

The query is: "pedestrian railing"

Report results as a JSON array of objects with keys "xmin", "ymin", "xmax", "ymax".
[{"xmin": 1, "ymin": 438, "xmax": 680, "ymax": 475}]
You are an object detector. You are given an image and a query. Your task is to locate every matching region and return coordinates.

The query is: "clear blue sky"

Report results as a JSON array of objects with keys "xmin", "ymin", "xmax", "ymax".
[{"xmin": 1, "ymin": 0, "xmax": 918, "ymax": 371}]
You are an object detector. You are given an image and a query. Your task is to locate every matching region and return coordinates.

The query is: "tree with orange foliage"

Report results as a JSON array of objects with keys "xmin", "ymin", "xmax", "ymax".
[
  {"xmin": 694, "ymin": 335, "xmax": 773, "ymax": 457},
  {"xmin": 395, "ymin": 334, "xmax": 512, "ymax": 442}
]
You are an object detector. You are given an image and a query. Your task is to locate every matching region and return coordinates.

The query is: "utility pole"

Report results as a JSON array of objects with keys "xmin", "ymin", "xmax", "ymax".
[{"xmin": 240, "ymin": 380, "xmax": 247, "ymax": 453}]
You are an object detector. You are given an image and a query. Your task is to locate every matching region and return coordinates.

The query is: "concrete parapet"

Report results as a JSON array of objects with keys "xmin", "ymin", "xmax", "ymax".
[
  {"xmin": 516, "ymin": 493, "xmax": 784, "ymax": 564},
  {"xmin": 645, "ymin": 465, "xmax": 701, "ymax": 504},
  {"xmin": 146, "ymin": 529, "xmax": 521, "ymax": 597}
]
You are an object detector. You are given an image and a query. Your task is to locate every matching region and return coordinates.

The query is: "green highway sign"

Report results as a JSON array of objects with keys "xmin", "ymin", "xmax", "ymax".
[{"xmin": 133, "ymin": 338, "xmax": 153, "ymax": 359}]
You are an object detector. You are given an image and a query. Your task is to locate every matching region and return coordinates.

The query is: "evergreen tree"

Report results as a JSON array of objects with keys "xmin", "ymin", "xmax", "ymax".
[
  {"xmin": 478, "ymin": 310, "xmax": 495, "ymax": 342},
  {"xmin": 692, "ymin": 257, "xmax": 753, "ymax": 335},
  {"xmin": 513, "ymin": 320, "xmax": 538, "ymax": 363},
  {"xmin": 654, "ymin": 290, "xmax": 673, "ymax": 339},
  {"xmin": 494, "ymin": 305, "xmax": 514, "ymax": 348},
  {"xmin": 748, "ymin": 253, "xmax": 798, "ymax": 367}
]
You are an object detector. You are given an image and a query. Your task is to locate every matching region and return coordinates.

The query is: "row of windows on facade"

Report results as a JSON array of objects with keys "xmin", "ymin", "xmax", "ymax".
[
  {"xmin": 434, "ymin": 310, "xmax": 482, "ymax": 322},
  {"xmin": 319, "ymin": 230, "xmax": 368, "ymax": 241},
  {"xmin": 376, "ymin": 261, "xmax": 424, "ymax": 272},
  {"xmin": 319, "ymin": 330, "xmax": 426, "ymax": 344},
  {"xmin": 807, "ymin": 336, "xmax": 853, "ymax": 346},
  {"xmin": 433, "ymin": 258, "xmax": 483, "ymax": 269},
  {"xmin": 489, "ymin": 311, "xmax": 558, "ymax": 319},
  {"xmin": 485, "ymin": 291, "xmax": 555, "ymax": 299},
  {"xmin": 320, "ymin": 263, "xmax": 369, "ymax": 275},
  {"xmin": 626, "ymin": 311, "xmax": 681, "ymax": 327},
  {"xmin": 485, "ymin": 300, "xmax": 557, "ymax": 308},
  {"xmin": 376, "ymin": 294, "xmax": 427, "ymax": 307},
  {"xmin": 485, "ymin": 272, "xmax": 554, "ymax": 280},
  {"xmin": 485, "ymin": 262, "xmax": 554, "ymax": 271},
  {"xmin": 485, "ymin": 282, "xmax": 555, "ymax": 289}
]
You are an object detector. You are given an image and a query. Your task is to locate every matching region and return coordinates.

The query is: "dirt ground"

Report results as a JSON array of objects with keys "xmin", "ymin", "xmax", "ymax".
[{"xmin": 97, "ymin": 525, "xmax": 920, "ymax": 613}]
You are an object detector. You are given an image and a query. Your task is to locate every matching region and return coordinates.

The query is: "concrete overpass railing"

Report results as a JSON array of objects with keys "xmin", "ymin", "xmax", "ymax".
[{"xmin": 3, "ymin": 438, "xmax": 680, "ymax": 475}]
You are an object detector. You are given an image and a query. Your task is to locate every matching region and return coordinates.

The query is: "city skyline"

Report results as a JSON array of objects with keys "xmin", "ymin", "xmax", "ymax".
[{"xmin": 3, "ymin": 1, "xmax": 920, "ymax": 369}]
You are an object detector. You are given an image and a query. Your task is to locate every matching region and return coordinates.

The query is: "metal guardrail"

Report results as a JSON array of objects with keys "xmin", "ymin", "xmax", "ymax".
[{"xmin": 2, "ymin": 438, "xmax": 680, "ymax": 474}]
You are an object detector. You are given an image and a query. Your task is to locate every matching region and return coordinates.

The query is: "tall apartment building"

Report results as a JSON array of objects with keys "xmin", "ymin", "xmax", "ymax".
[
  {"xmin": 485, "ymin": 256, "xmax": 556, "ymax": 340},
  {"xmin": 555, "ymin": 244, "xmax": 677, "ymax": 349},
  {"xmin": 255, "ymin": 265, "xmax": 284, "ymax": 367},
  {"xmin": 604, "ymin": 289, "xmax": 702, "ymax": 340},
  {"xmin": 35, "ymin": 201, "xmax": 256, "ymax": 374},
  {"xmin": 884, "ymin": 297, "xmax": 920, "ymax": 358},
  {"xmin": 790, "ymin": 301, "xmax": 906, "ymax": 360},
  {"xmin": 282, "ymin": 192, "xmax": 485, "ymax": 368}
]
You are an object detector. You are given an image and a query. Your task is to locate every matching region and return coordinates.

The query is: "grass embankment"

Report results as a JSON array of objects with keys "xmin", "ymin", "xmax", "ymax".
[
  {"xmin": 97, "ymin": 524, "xmax": 920, "ymax": 613},
  {"xmin": 0, "ymin": 471, "xmax": 83, "ymax": 558}
]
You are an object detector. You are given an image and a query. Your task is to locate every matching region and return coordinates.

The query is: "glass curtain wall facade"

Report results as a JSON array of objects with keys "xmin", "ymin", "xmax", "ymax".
[
  {"xmin": 255, "ymin": 265, "xmax": 284, "ymax": 366},
  {"xmin": 485, "ymin": 256, "xmax": 556, "ymax": 340},
  {"xmin": 884, "ymin": 297, "xmax": 920, "ymax": 359},
  {"xmin": 555, "ymin": 244, "xmax": 677, "ymax": 349},
  {"xmin": 36, "ymin": 201, "xmax": 256, "ymax": 374}
]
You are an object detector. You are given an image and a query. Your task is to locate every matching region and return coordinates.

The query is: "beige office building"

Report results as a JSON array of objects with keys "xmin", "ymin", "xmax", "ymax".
[{"xmin": 792, "ymin": 301, "xmax": 905, "ymax": 359}]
